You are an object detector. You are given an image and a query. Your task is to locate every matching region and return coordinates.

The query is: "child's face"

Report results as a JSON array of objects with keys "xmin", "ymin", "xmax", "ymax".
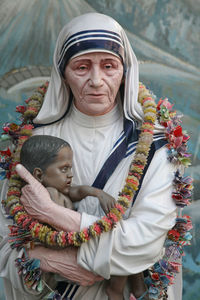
[{"xmin": 42, "ymin": 146, "xmax": 73, "ymax": 195}]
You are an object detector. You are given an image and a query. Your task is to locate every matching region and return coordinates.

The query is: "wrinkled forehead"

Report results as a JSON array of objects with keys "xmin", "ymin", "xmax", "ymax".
[{"xmin": 57, "ymin": 13, "xmax": 124, "ymax": 76}]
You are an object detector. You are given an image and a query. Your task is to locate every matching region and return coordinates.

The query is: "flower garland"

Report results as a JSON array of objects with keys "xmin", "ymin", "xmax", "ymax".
[
  {"xmin": 0, "ymin": 82, "xmax": 193, "ymax": 299},
  {"xmin": 2, "ymin": 82, "xmax": 157, "ymax": 248},
  {"xmin": 144, "ymin": 99, "xmax": 193, "ymax": 299}
]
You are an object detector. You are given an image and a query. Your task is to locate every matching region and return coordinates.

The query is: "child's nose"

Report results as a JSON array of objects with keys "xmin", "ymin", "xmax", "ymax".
[{"xmin": 67, "ymin": 169, "xmax": 73, "ymax": 178}]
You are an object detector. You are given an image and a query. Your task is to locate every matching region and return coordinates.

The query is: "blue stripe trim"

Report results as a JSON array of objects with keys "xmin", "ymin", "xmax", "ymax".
[
  {"xmin": 112, "ymin": 132, "xmax": 125, "ymax": 148},
  {"xmin": 125, "ymin": 146, "xmax": 137, "ymax": 157},
  {"xmin": 69, "ymin": 285, "xmax": 80, "ymax": 299},
  {"xmin": 55, "ymin": 282, "xmax": 79, "ymax": 299},
  {"xmin": 153, "ymin": 136, "xmax": 165, "ymax": 141},
  {"xmin": 131, "ymin": 138, "xmax": 168, "ymax": 207},
  {"xmin": 65, "ymin": 284, "xmax": 74, "ymax": 296},
  {"xmin": 59, "ymin": 39, "xmax": 124, "ymax": 76},
  {"xmin": 125, "ymin": 134, "xmax": 167, "ymax": 157},
  {"xmin": 59, "ymin": 35, "xmax": 123, "ymax": 66},
  {"xmin": 60, "ymin": 29, "xmax": 122, "ymax": 52},
  {"xmin": 66, "ymin": 284, "xmax": 79, "ymax": 299},
  {"xmin": 126, "ymin": 140, "xmax": 138, "ymax": 151},
  {"xmin": 109, "ymin": 135, "xmax": 126, "ymax": 156},
  {"xmin": 153, "ymin": 137, "xmax": 168, "ymax": 150},
  {"xmin": 154, "ymin": 133, "xmax": 165, "ymax": 137},
  {"xmin": 153, "ymin": 134, "xmax": 165, "ymax": 139},
  {"xmin": 60, "ymin": 33, "xmax": 123, "ymax": 58},
  {"xmin": 92, "ymin": 118, "xmax": 135, "ymax": 189},
  {"xmin": 55, "ymin": 281, "xmax": 69, "ymax": 295}
]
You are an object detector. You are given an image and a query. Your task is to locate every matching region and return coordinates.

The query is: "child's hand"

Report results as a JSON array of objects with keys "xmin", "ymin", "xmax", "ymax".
[
  {"xmin": 67, "ymin": 185, "xmax": 116, "ymax": 214},
  {"xmin": 96, "ymin": 190, "xmax": 116, "ymax": 214}
]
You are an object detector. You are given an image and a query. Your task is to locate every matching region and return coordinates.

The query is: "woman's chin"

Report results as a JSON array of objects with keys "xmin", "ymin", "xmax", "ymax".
[{"xmin": 78, "ymin": 103, "xmax": 116, "ymax": 116}]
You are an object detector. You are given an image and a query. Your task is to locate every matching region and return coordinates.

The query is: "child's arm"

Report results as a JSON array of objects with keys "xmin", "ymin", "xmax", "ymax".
[{"xmin": 69, "ymin": 186, "xmax": 116, "ymax": 214}]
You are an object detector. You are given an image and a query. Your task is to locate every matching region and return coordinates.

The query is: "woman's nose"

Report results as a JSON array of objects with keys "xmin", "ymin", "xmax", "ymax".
[{"xmin": 89, "ymin": 66, "xmax": 103, "ymax": 87}]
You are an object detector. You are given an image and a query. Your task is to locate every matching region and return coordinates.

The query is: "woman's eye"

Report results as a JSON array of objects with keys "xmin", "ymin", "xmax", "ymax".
[
  {"xmin": 78, "ymin": 65, "xmax": 87, "ymax": 70},
  {"xmin": 104, "ymin": 64, "xmax": 112, "ymax": 69}
]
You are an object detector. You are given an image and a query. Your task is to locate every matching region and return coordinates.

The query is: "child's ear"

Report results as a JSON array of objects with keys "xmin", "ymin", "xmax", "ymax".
[{"xmin": 33, "ymin": 168, "xmax": 44, "ymax": 183}]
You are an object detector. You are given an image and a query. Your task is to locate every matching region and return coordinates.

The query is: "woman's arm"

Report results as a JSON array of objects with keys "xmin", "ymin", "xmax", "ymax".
[
  {"xmin": 0, "ymin": 210, "xmax": 102, "ymax": 294},
  {"xmin": 27, "ymin": 245, "xmax": 103, "ymax": 286}
]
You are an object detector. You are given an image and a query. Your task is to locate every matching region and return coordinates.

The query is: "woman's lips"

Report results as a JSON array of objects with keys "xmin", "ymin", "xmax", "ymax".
[{"xmin": 87, "ymin": 93, "xmax": 105, "ymax": 99}]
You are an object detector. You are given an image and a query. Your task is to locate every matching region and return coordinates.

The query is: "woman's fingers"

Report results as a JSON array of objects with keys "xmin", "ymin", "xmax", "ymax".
[
  {"xmin": 16, "ymin": 164, "xmax": 39, "ymax": 186},
  {"xmin": 78, "ymin": 273, "xmax": 103, "ymax": 286}
]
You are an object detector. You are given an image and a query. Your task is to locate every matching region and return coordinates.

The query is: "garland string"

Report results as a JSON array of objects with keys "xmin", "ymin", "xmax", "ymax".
[{"xmin": 0, "ymin": 82, "xmax": 193, "ymax": 299}]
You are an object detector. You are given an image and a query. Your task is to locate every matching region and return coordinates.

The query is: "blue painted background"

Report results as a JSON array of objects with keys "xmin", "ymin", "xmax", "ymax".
[{"xmin": 0, "ymin": 0, "xmax": 199, "ymax": 299}]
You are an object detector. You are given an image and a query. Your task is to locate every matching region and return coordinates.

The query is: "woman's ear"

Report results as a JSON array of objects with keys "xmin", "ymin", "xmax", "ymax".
[{"xmin": 33, "ymin": 168, "xmax": 44, "ymax": 183}]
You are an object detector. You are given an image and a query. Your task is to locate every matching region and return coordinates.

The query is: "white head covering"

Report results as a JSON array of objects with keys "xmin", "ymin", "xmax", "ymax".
[{"xmin": 34, "ymin": 13, "xmax": 143, "ymax": 125}]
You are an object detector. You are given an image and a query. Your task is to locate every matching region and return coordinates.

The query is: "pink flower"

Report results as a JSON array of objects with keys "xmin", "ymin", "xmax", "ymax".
[
  {"xmin": 183, "ymin": 133, "xmax": 190, "ymax": 143},
  {"xmin": 167, "ymin": 125, "xmax": 186, "ymax": 149},
  {"xmin": 3, "ymin": 126, "xmax": 10, "ymax": 133},
  {"xmin": 115, "ymin": 204, "xmax": 125, "ymax": 214},
  {"xmin": 3, "ymin": 123, "xmax": 20, "ymax": 133},
  {"xmin": 94, "ymin": 224, "xmax": 102, "ymax": 234},
  {"xmin": 25, "ymin": 106, "xmax": 38, "ymax": 113},
  {"xmin": 83, "ymin": 228, "xmax": 89, "ymax": 240},
  {"xmin": 21, "ymin": 124, "xmax": 34, "ymax": 131},
  {"xmin": 67, "ymin": 232, "xmax": 74, "ymax": 245},
  {"xmin": 102, "ymin": 216, "xmax": 113, "ymax": 227},
  {"xmin": 157, "ymin": 98, "xmax": 173, "ymax": 111},
  {"xmin": 25, "ymin": 98, "xmax": 31, "ymax": 104},
  {"xmin": 16, "ymin": 105, "xmax": 26, "ymax": 113},
  {"xmin": 108, "ymin": 212, "xmax": 118, "ymax": 222}
]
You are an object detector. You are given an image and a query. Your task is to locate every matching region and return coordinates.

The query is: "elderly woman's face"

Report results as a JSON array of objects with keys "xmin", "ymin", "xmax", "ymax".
[{"xmin": 64, "ymin": 52, "xmax": 123, "ymax": 116}]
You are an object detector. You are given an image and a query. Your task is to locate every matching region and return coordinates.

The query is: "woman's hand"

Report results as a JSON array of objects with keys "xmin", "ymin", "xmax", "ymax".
[
  {"xmin": 28, "ymin": 245, "xmax": 103, "ymax": 286},
  {"xmin": 16, "ymin": 164, "xmax": 57, "ymax": 224},
  {"xmin": 16, "ymin": 164, "xmax": 81, "ymax": 232}
]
